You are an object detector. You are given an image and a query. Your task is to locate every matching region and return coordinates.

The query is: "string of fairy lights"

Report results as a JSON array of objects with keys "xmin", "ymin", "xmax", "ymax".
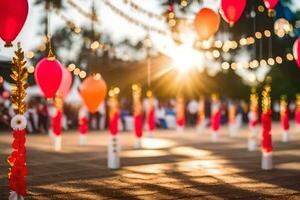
[{"xmin": 25, "ymin": 0, "xmax": 297, "ymax": 80}]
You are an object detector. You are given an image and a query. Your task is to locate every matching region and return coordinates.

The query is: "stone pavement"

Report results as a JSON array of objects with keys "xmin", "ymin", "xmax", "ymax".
[{"xmin": 1, "ymin": 123, "xmax": 300, "ymax": 199}]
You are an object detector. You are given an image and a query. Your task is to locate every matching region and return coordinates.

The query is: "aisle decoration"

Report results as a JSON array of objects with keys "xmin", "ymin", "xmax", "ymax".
[
  {"xmin": 220, "ymin": 0, "xmax": 247, "ymax": 26},
  {"xmin": 0, "ymin": 0, "xmax": 28, "ymax": 47},
  {"xmin": 280, "ymin": 95, "xmax": 290, "ymax": 142},
  {"xmin": 197, "ymin": 96, "xmax": 206, "ymax": 134},
  {"xmin": 293, "ymin": 37, "xmax": 300, "ymax": 67},
  {"xmin": 228, "ymin": 102, "xmax": 237, "ymax": 137},
  {"xmin": 78, "ymin": 106, "xmax": 88, "ymax": 145},
  {"xmin": 210, "ymin": 93, "xmax": 221, "ymax": 142},
  {"xmin": 79, "ymin": 74, "xmax": 107, "ymax": 113},
  {"xmin": 108, "ymin": 87, "xmax": 121, "ymax": 169},
  {"xmin": 176, "ymin": 95, "xmax": 185, "ymax": 133},
  {"xmin": 132, "ymin": 84, "xmax": 143, "ymax": 148},
  {"xmin": 295, "ymin": 94, "xmax": 300, "ymax": 128},
  {"xmin": 261, "ymin": 77, "xmax": 273, "ymax": 170},
  {"xmin": 146, "ymin": 90, "xmax": 156, "ymax": 138},
  {"xmin": 8, "ymin": 43, "xmax": 28, "ymax": 200},
  {"xmin": 194, "ymin": 8, "xmax": 220, "ymax": 41},
  {"xmin": 248, "ymin": 88, "xmax": 259, "ymax": 151}
]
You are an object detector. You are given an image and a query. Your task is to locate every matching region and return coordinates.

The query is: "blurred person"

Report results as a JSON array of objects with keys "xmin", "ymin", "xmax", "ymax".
[{"xmin": 187, "ymin": 99, "xmax": 198, "ymax": 126}]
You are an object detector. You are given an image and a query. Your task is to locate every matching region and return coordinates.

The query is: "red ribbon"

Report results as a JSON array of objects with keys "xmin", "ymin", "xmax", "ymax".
[
  {"xmin": 281, "ymin": 109, "xmax": 290, "ymax": 131},
  {"xmin": 7, "ymin": 129, "xmax": 27, "ymax": 196},
  {"xmin": 52, "ymin": 110, "xmax": 62, "ymax": 136},
  {"xmin": 79, "ymin": 117, "xmax": 88, "ymax": 135},
  {"xmin": 261, "ymin": 110, "xmax": 272, "ymax": 153},
  {"xmin": 211, "ymin": 111, "xmax": 221, "ymax": 131},
  {"xmin": 295, "ymin": 109, "xmax": 300, "ymax": 124},
  {"xmin": 147, "ymin": 108, "xmax": 155, "ymax": 131},
  {"xmin": 109, "ymin": 112, "xmax": 119, "ymax": 136},
  {"xmin": 134, "ymin": 114, "xmax": 143, "ymax": 138}
]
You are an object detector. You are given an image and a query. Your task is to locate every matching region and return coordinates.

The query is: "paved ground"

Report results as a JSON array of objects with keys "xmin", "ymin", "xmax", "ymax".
[{"xmin": 1, "ymin": 123, "xmax": 300, "ymax": 200}]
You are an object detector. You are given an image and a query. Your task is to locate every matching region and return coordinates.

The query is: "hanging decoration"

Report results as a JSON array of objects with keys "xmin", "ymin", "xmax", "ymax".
[
  {"xmin": 108, "ymin": 87, "xmax": 121, "ymax": 169},
  {"xmin": 132, "ymin": 84, "xmax": 143, "ymax": 148},
  {"xmin": 280, "ymin": 95, "xmax": 289, "ymax": 142},
  {"xmin": 197, "ymin": 96, "xmax": 206, "ymax": 134},
  {"xmin": 79, "ymin": 74, "xmax": 107, "ymax": 113},
  {"xmin": 261, "ymin": 76, "xmax": 272, "ymax": 170},
  {"xmin": 176, "ymin": 94, "xmax": 185, "ymax": 133},
  {"xmin": 293, "ymin": 37, "xmax": 300, "ymax": 67},
  {"xmin": 210, "ymin": 93, "xmax": 221, "ymax": 142},
  {"xmin": 35, "ymin": 41, "xmax": 63, "ymax": 98},
  {"xmin": 8, "ymin": 43, "xmax": 28, "ymax": 200},
  {"xmin": 220, "ymin": 0, "xmax": 247, "ymax": 26},
  {"xmin": 146, "ymin": 90, "xmax": 156, "ymax": 138},
  {"xmin": 263, "ymin": 0, "xmax": 279, "ymax": 14},
  {"xmin": 228, "ymin": 102, "xmax": 237, "ymax": 137},
  {"xmin": 57, "ymin": 67, "xmax": 72, "ymax": 99},
  {"xmin": 248, "ymin": 88, "xmax": 259, "ymax": 151},
  {"xmin": 0, "ymin": 0, "xmax": 29, "ymax": 47},
  {"xmin": 194, "ymin": 8, "xmax": 220, "ymax": 40},
  {"xmin": 78, "ymin": 106, "xmax": 88, "ymax": 145}
]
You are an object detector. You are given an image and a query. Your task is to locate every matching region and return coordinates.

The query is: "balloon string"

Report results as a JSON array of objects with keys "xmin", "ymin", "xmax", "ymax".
[{"xmin": 47, "ymin": 0, "xmax": 54, "ymax": 58}]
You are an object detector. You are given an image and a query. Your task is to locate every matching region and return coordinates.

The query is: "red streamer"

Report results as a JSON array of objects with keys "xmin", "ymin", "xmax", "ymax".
[
  {"xmin": 134, "ymin": 114, "xmax": 143, "ymax": 138},
  {"xmin": 52, "ymin": 110, "xmax": 62, "ymax": 136},
  {"xmin": 109, "ymin": 112, "xmax": 119, "ymax": 136},
  {"xmin": 295, "ymin": 109, "xmax": 300, "ymax": 124},
  {"xmin": 281, "ymin": 109, "xmax": 290, "ymax": 131},
  {"xmin": 7, "ymin": 129, "xmax": 27, "ymax": 196},
  {"xmin": 79, "ymin": 117, "xmax": 88, "ymax": 135},
  {"xmin": 147, "ymin": 108, "xmax": 155, "ymax": 131},
  {"xmin": 211, "ymin": 111, "xmax": 221, "ymax": 131},
  {"xmin": 261, "ymin": 110, "xmax": 272, "ymax": 153}
]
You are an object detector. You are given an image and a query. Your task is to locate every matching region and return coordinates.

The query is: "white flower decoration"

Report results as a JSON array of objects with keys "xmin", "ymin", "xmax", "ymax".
[{"xmin": 11, "ymin": 114, "xmax": 27, "ymax": 130}]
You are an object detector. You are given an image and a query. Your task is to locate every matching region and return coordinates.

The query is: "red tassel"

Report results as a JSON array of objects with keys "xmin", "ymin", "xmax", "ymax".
[
  {"xmin": 211, "ymin": 111, "xmax": 221, "ymax": 131},
  {"xmin": 79, "ymin": 117, "xmax": 88, "ymax": 135},
  {"xmin": 281, "ymin": 109, "xmax": 290, "ymax": 131},
  {"xmin": 52, "ymin": 110, "xmax": 62, "ymax": 136},
  {"xmin": 8, "ymin": 129, "xmax": 27, "ymax": 196},
  {"xmin": 147, "ymin": 108, "xmax": 155, "ymax": 131},
  {"xmin": 261, "ymin": 110, "xmax": 272, "ymax": 153}
]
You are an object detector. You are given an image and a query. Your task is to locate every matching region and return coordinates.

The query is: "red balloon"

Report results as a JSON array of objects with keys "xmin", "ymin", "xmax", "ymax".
[
  {"xmin": 194, "ymin": 8, "xmax": 220, "ymax": 40},
  {"xmin": 220, "ymin": 0, "xmax": 246, "ymax": 26},
  {"xmin": 293, "ymin": 38, "xmax": 300, "ymax": 67},
  {"xmin": 0, "ymin": 0, "xmax": 28, "ymax": 47},
  {"xmin": 263, "ymin": 0, "xmax": 279, "ymax": 10},
  {"xmin": 35, "ymin": 57, "xmax": 63, "ymax": 98},
  {"xmin": 79, "ymin": 75, "xmax": 107, "ymax": 113},
  {"xmin": 57, "ymin": 67, "xmax": 72, "ymax": 98}
]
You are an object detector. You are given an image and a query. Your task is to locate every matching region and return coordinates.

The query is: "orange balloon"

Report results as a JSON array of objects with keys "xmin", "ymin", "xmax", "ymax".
[
  {"xmin": 79, "ymin": 75, "xmax": 107, "ymax": 113},
  {"xmin": 194, "ymin": 8, "xmax": 220, "ymax": 41}
]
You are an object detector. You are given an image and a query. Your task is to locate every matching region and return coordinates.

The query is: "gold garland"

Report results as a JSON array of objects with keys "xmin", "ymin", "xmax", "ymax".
[
  {"xmin": 262, "ymin": 76, "xmax": 272, "ymax": 113},
  {"xmin": 10, "ymin": 43, "xmax": 28, "ymax": 115}
]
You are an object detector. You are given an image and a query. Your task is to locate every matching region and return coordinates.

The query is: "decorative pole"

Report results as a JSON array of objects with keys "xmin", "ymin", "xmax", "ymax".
[
  {"xmin": 146, "ymin": 90, "xmax": 156, "ymax": 138},
  {"xmin": 78, "ymin": 106, "xmax": 88, "ymax": 145},
  {"xmin": 294, "ymin": 94, "xmax": 300, "ymax": 129},
  {"xmin": 248, "ymin": 88, "xmax": 259, "ymax": 151},
  {"xmin": 132, "ymin": 84, "xmax": 143, "ymax": 148},
  {"xmin": 228, "ymin": 101, "xmax": 237, "ymax": 137},
  {"xmin": 280, "ymin": 95, "xmax": 290, "ymax": 142},
  {"xmin": 176, "ymin": 94, "xmax": 185, "ymax": 133},
  {"xmin": 108, "ymin": 87, "xmax": 121, "ymax": 169},
  {"xmin": 8, "ymin": 43, "xmax": 28, "ymax": 200},
  {"xmin": 261, "ymin": 77, "xmax": 273, "ymax": 170},
  {"xmin": 51, "ymin": 96, "xmax": 63, "ymax": 151},
  {"xmin": 196, "ymin": 95, "xmax": 206, "ymax": 134},
  {"xmin": 210, "ymin": 93, "xmax": 221, "ymax": 142}
]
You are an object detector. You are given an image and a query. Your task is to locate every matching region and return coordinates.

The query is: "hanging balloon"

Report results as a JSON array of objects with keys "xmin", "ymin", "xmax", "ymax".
[
  {"xmin": 263, "ymin": 0, "xmax": 279, "ymax": 12},
  {"xmin": 35, "ymin": 57, "xmax": 63, "ymax": 98},
  {"xmin": 293, "ymin": 38, "xmax": 300, "ymax": 67},
  {"xmin": 0, "ymin": 0, "xmax": 29, "ymax": 47},
  {"xmin": 194, "ymin": 8, "xmax": 220, "ymax": 40},
  {"xmin": 57, "ymin": 67, "xmax": 72, "ymax": 98},
  {"xmin": 220, "ymin": 0, "xmax": 247, "ymax": 26},
  {"xmin": 79, "ymin": 74, "xmax": 107, "ymax": 113}
]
